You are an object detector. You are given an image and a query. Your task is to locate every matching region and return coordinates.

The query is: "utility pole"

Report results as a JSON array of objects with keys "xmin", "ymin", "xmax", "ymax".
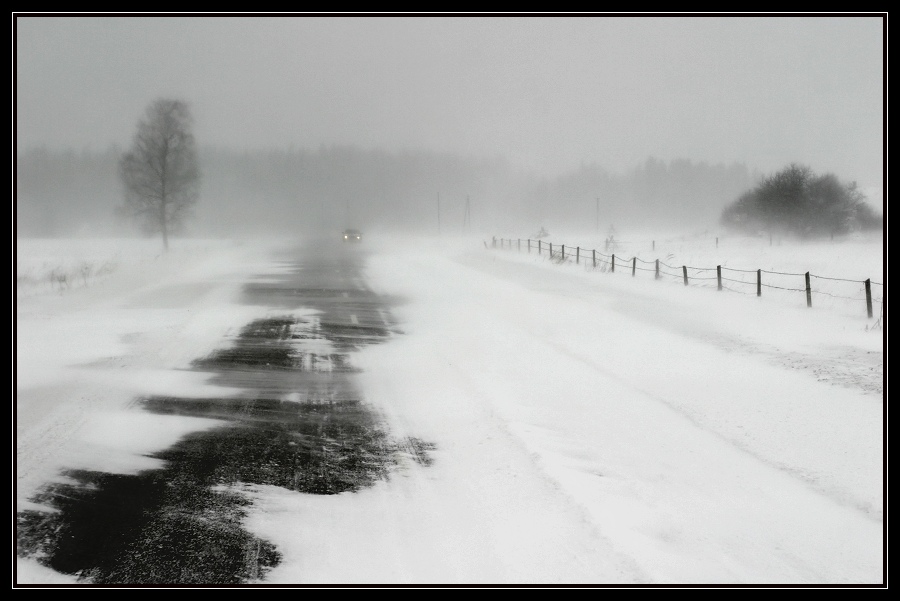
[{"xmin": 463, "ymin": 194, "xmax": 471, "ymax": 230}]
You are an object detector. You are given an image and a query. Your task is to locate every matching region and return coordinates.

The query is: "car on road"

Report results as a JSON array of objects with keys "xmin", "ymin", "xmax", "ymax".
[{"xmin": 342, "ymin": 229, "xmax": 362, "ymax": 242}]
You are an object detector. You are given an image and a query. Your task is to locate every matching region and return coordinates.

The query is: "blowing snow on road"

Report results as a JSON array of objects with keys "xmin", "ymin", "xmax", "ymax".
[{"xmin": 15, "ymin": 233, "xmax": 884, "ymax": 586}]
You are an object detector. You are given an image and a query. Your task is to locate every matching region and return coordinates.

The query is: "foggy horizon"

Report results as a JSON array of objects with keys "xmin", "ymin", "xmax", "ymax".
[{"xmin": 15, "ymin": 15, "xmax": 885, "ymax": 198}]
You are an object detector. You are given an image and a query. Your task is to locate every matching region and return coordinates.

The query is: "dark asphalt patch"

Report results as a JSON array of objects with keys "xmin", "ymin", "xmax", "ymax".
[
  {"xmin": 17, "ymin": 468, "xmax": 280, "ymax": 585},
  {"xmin": 17, "ymin": 243, "xmax": 434, "ymax": 584},
  {"xmin": 192, "ymin": 316, "xmax": 308, "ymax": 370},
  {"xmin": 191, "ymin": 315, "xmax": 386, "ymax": 370},
  {"xmin": 140, "ymin": 397, "xmax": 406, "ymax": 494}
]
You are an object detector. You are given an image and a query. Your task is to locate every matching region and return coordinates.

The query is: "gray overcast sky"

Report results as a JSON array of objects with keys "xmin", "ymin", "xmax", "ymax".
[{"xmin": 15, "ymin": 15, "xmax": 885, "ymax": 196}]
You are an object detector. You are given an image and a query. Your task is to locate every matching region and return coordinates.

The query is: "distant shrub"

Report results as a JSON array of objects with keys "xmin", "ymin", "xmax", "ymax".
[{"xmin": 721, "ymin": 163, "xmax": 882, "ymax": 237}]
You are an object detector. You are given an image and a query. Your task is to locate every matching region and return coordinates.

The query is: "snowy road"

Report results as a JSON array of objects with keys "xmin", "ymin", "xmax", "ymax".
[
  {"xmin": 17, "ymin": 238, "xmax": 438, "ymax": 584},
  {"xmin": 15, "ymin": 235, "xmax": 884, "ymax": 586}
]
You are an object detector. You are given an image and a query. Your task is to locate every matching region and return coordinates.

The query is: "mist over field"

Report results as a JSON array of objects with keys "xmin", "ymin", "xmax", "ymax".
[
  {"xmin": 16, "ymin": 146, "xmax": 767, "ymax": 239},
  {"xmin": 15, "ymin": 15, "xmax": 884, "ymax": 243}
]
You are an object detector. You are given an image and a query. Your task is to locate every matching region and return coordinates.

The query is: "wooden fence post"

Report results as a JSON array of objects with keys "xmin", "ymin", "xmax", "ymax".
[
  {"xmin": 528, "ymin": 239, "xmax": 531, "ymax": 253},
  {"xmin": 592, "ymin": 249, "xmax": 596, "ymax": 268},
  {"xmin": 682, "ymin": 266, "xmax": 688, "ymax": 286},
  {"xmin": 517, "ymin": 238, "xmax": 521, "ymax": 251},
  {"xmin": 612, "ymin": 254, "xmax": 616, "ymax": 273},
  {"xmin": 717, "ymin": 266, "xmax": 722, "ymax": 291},
  {"xmin": 549, "ymin": 243, "xmax": 553, "ymax": 259},
  {"xmin": 562, "ymin": 245, "xmax": 566, "ymax": 261},
  {"xmin": 632, "ymin": 257, "xmax": 636, "ymax": 277},
  {"xmin": 805, "ymin": 272, "xmax": 812, "ymax": 307},
  {"xmin": 865, "ymin": 279, "xmax": 873, "ymax": 318},
  {"xmin": 576, "ymin": 247, "xmax": 580, "ymax": 264},
  {"xmin": 538, "ymin": 240, "xmax": 542, "ymax": 255},
  {"xmin": 757, "ymin": 269, "xmax": 761, "ymax": 297},
  {"xmin": 655, "ymin": 259, "xmax": 659, "ymax": 280}
]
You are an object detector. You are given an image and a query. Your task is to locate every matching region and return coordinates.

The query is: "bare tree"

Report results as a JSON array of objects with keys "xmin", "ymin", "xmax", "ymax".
[{"xmin": 119, "ymin": 99, "xmax": 200, "ymax": 250}]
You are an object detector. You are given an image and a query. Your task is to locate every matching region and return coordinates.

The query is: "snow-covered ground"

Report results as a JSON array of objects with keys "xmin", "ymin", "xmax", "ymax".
[{"xmin": 15, "ymin": 230, "xmax": 885, "ymax": 586}]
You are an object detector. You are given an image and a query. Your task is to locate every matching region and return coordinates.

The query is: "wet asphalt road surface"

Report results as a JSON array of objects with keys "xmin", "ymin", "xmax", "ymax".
[{"xmin": 16, "ymin": 237, "xmax": 434, "ymax": 585}]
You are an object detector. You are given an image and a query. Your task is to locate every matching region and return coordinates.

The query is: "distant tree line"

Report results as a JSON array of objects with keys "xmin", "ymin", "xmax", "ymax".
[
  {"xmin": 534, "ymin": 157, "xmax": 757, "ymax": 231},
  {"xmin": 721, "ymin": 163, "xmax": 882, "ymax": 237},
  {"xmin": 18, "ymin": 144, "xmax": 821, "ymax": 238},
  {"xmin": 16, "ymin": 146, "xmax": 121, "ymax": 236}
]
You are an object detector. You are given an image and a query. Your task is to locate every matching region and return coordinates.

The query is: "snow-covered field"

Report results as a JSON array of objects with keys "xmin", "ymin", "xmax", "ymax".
[{"xmin": 15, "ymin": 230, "xmax": 885, "ymax": 586}]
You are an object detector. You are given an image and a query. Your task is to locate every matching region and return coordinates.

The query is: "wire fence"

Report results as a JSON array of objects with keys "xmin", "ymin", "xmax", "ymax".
[{"xmin": 491, "ymin": 237, "xmax": 884, "ymax": 320}]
